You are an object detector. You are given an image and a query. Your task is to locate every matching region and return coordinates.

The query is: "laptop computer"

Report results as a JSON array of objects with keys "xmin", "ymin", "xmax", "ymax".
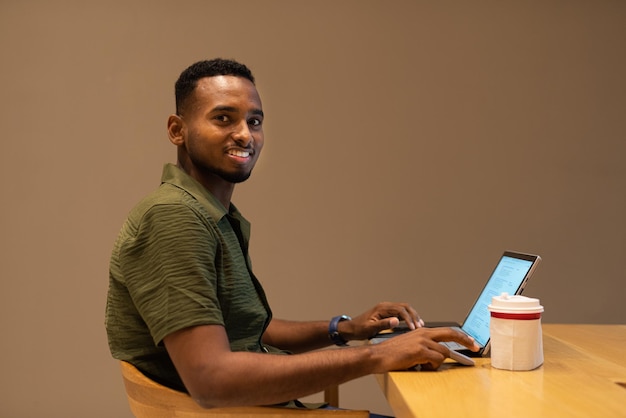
[{"xmin": 371, "ymin": 250, "xmax": 541, "ymax": 358}]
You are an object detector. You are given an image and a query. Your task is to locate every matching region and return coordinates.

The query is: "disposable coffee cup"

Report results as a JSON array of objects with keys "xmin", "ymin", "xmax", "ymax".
[{"xmin": 488, "ymin": 293, "xmax": 544, "ymax": 371}]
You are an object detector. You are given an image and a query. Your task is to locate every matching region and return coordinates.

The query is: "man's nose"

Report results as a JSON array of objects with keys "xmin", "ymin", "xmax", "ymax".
[{"xmin": 232, "ymin": 121, "xmax": 253, "ymax": 147}]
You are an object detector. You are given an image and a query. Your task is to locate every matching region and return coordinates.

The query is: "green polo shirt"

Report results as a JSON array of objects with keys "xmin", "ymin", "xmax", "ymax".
[{"xmin": 105, "ymin": 163, "xmax": 273, "ymax": 391}]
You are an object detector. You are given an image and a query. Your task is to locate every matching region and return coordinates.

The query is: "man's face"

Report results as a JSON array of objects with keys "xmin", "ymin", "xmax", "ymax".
[{"xmin": 178, "ymin": 75, "xmax": 264, "ymax": 184}]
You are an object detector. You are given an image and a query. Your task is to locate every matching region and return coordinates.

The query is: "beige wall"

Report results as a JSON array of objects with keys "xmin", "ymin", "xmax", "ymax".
[{"xmin": 1, "ymin": 1, "xmax": 625, "ymax": 416}]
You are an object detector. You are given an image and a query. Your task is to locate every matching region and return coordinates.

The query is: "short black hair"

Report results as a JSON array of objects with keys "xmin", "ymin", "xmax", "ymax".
[{"xmin": 174, "ymin": 58, "xmax": 255, "ymax": 115}]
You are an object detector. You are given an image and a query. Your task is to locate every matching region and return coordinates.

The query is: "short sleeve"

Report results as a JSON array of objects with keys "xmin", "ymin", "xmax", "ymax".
[{"xmin": 119, "ymin": 202, "xmax": 224, "ymax": 345}]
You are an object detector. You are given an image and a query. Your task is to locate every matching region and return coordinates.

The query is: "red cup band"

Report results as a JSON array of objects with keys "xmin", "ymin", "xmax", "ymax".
[{"xmin": 490, "ymin": 312, "xmax": 542, "ymax": 320}]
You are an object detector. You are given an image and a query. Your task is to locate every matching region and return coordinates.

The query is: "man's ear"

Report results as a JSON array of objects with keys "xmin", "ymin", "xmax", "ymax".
[{"xmin": 167, "ymin": 114, "xmax": 185, "ymax": 146}]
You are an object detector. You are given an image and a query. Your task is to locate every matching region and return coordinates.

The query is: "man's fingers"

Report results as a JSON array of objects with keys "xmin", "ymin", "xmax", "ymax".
[
  {"xmin": 388, "ymin": 303, "xmax": 421, "ymax": 330},
  {"xmin": 387, "ymin": 317, "xmax": 400, "ymax": 329},
  {"xmin": 427, "ymin": 327, "xmax": 480, "ymax": 352}
]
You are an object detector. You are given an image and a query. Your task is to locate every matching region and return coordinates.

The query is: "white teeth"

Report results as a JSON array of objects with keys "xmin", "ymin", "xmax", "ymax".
[{"xmin": 229, "ymin": 150, "xmax": 250, "ymax": 158}]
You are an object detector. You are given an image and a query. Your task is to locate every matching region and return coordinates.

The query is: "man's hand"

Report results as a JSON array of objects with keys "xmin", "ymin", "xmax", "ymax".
[
  {"xmin": 340, "ymin": 301, "xmax": 425, "ymax": 341},
  {"xmin": 371, "ymin": 327, "xmax": 480, "ymax": 372}
]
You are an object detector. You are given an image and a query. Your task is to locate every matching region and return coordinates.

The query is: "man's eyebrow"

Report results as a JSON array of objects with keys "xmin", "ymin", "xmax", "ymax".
[
  {"xmin": 211, "ymin": 105, "xmax": 238, "ymax": 113},
  {"xmin": 211, "ymin": 105, "xmax": 264, "ymax": 118}
]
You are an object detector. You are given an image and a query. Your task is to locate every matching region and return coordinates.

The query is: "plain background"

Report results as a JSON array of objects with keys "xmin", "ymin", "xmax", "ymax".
[{"xmin": 1, "ymin": 0, "xmax": 625, "ymax": 416}]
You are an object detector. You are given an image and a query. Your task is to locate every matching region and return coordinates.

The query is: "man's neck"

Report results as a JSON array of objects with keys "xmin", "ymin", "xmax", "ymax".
[
  {"xmin": 176, "ymin": 161, "xmax": 234, "ymax": 210},
  {"xmin": 209, "ymin": 186, "xmax": 234, "ymax": 212}
]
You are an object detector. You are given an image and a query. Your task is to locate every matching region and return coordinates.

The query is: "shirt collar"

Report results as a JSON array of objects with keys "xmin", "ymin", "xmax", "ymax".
[{"xmin": 159, "ymin": 163, "xmax": 246, "ymax": 227}]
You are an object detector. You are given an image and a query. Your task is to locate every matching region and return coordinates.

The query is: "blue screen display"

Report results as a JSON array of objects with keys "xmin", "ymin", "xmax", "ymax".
[{"xmin": 462, "ymin": 256, "xmax": 533, "ymax": 346}]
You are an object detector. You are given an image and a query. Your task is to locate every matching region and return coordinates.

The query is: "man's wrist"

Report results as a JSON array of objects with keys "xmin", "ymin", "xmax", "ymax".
[{"xmin": 329, "ymin": 315, "xmax": 351, "ymax": 346}]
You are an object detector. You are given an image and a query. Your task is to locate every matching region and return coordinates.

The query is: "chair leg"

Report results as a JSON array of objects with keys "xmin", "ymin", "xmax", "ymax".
[{"xmin": 323, "ymin": 385, "xmax": 339, "ymax": 408}]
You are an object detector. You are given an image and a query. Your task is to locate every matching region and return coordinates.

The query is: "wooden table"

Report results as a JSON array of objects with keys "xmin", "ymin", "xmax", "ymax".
[{"xmin": 376, "ymin": 324, "xmax": 626, "ymax": 418}]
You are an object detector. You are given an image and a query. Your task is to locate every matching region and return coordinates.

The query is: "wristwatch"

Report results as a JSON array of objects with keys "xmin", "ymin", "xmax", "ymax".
[{"xmin": 329, "ymin": 315, "xmax": 352, "ymax": 346}]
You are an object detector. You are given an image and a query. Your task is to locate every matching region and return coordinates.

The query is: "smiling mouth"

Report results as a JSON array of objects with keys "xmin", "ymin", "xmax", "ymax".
[{"xmin": 227, "ymin": 149, "xmax": 251, "ymax": 158}]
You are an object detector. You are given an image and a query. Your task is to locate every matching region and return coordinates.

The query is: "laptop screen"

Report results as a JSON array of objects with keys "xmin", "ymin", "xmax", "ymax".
[{"xmin": 461, "ymin": 254, "xmax": 535, "ymax": 347}]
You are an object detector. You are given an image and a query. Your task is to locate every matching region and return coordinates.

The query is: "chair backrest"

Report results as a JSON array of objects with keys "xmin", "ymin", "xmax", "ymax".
[{"xmin": 119, "ymin": 361, "xmax": 369, "ymax": 418}]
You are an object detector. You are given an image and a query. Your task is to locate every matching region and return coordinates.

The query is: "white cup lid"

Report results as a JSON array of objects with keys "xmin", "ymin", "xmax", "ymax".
[{"xmin": 488, "ymin": 292, "xmax": 544, "ymax": 314}]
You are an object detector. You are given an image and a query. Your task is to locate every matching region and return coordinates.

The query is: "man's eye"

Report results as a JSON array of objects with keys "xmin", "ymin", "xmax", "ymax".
[
  {"xmin": 215, "ymin": 115, "xmax": 230, "ymax": 123},
  {"xmin": 249, "ymin": 118, "xmax": 262, "ymax": 127}
]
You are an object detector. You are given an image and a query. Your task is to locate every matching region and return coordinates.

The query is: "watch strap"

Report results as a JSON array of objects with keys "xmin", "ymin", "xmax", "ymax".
[{"xmin": 329, "ymin": 315, "xmax": 351, "ymax": 346}]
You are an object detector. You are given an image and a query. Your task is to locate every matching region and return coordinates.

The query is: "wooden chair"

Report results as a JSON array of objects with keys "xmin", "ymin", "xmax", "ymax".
[{"xmin": 120, "ymin": 361, "xmax": 369, "ymax": 417}]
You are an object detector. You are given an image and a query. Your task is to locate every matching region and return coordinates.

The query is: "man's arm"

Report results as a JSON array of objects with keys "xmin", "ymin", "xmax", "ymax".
[
  {"xmin": 262, "ymin": 302, "xmax": 424, "ymax": 353},
  {"xmin": 164, "ymin": 323, "xmax": 478, "ymax": 409},
  {"xmin": 164, "ymin": 324, "xmax": 374, "ymax": 408}
]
